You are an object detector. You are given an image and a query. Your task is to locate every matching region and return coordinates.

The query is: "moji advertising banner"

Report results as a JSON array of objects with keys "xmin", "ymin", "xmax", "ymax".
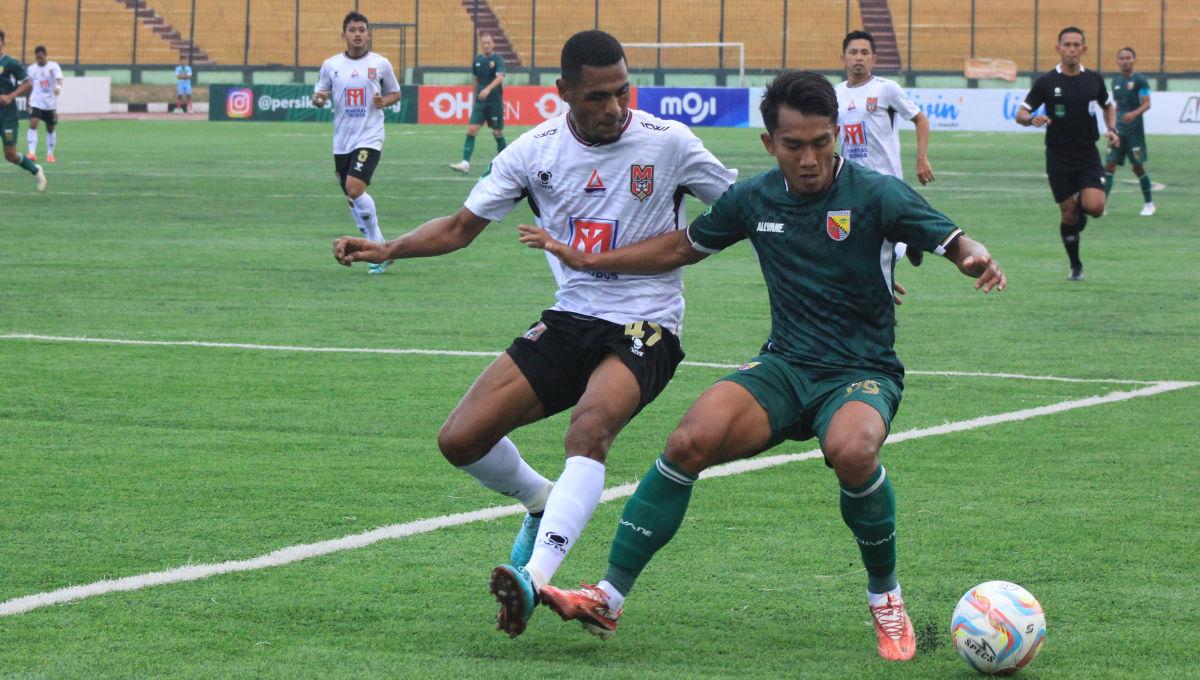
[
  {"xmin": 208, "ymin": 84, "xmax": 418, "ymax": 122},
  {"xmin": 416, "ymin": 85, "xmax": 639, "ymax": 126},
  {"xmin": 637, "ymin": 87, "xmax": 750, "ymax": 127}
]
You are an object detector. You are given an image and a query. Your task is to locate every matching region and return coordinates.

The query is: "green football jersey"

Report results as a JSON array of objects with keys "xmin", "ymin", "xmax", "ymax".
[
  {"xmin": 0, "ymin": 54, "xmax": 29, "ymax": 115},
  {"xmin": 472, "ymin": 52, "xmax": 505, "ymax": 102},
  {"xmin": 688, "ymin": 159, "xmax": 962, "ymax": 381},
  {"xmin": 1112, "ymin": 71, "xmax": 1151, "ymax": 136}
]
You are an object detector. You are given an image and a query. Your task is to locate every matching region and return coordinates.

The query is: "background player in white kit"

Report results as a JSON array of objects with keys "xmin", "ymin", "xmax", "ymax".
[
  {"xmin": 332, "ymin": 30, "xmax": 736, "ymax": 638},
  {"xmin": 836, "ymin": 30, "xmax": 933, "ymax": 266},
  {"xmin": 25, "ymin": 46, "xmax": 62, "ymax": 163},
  {"xmin": 313, "ymin": 12, "xmax": 401, "ymax": 275}
]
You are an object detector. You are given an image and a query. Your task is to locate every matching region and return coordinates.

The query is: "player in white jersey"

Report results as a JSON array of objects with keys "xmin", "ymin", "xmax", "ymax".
[
  {"xmin": 313, "ymin": 12, "xmax": 401, "ymax": 275},
  {"xmin": 26, "ymin": 46, "xmax": 62, "ymax": 163},
  {"xmin": 333, "ymin": 30, "xmax": 736, "ymax": 638},
  {"xmin": 835, "ymin": 31, "xmax": 933, "ymax": 266}
]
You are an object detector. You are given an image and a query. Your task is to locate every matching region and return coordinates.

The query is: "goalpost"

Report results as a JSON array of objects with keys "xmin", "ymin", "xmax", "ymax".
[{"xmin": 622, "ymin": 42, "xmax": 746, "ymax": 87}]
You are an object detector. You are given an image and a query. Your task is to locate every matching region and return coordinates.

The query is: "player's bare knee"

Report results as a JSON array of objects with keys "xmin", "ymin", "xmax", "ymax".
[
  {"xmin": 1132, "ymin": 165, "xmax": 1145, "ymax": 176},
  {"xmin": 1059, "ymin": 203, "xmax": 1079, "ymax": 224},
  {"xmin": 824, "ymin": 431, "xmax": 880, "ymax": 484},
  {"xmin": 663, "ymin": 426, "xmax": 716, "ymax": 475},
  {"xmin": 563, "ymin": 413, "xmax": 619, "ymax": 462},
  {"xmin": 4, "ymin": 150, "xmax": 18, "ymax": 163},
  {"xmin": 437, "ymin": 420, "xmax": 486, "ymax": 465}
]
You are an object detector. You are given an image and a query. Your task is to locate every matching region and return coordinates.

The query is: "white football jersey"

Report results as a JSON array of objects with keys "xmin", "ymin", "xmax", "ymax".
[
  {"xmin": 465, "ymin": 109, "xmax": 737, "ymax": 334},
  {"xmin": 27, "ymin": 61, "xmax": 63, "ymax": 111},
  {"xmin": 835, "ymin": 76, "xmax": 921, "ymax": 178},
  {"xmin": 314, "ymin": 52, "xmax": 400, "ymax": 155}
]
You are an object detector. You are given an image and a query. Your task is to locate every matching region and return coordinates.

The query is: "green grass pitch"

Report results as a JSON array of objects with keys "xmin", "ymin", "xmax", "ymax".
[{"xmin": 0, "ymin": 119, "xmax": 1197, "ymax": 678}]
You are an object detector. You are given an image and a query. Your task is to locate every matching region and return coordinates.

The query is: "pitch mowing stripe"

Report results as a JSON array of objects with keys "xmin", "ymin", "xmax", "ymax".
[
  {"xmin": 0, "ymin": 379, "xmax": 1194, "ymax": 618},
  {"xmin": 0, "ymin": 334, "xmax": 1162, "ymax": 385}
]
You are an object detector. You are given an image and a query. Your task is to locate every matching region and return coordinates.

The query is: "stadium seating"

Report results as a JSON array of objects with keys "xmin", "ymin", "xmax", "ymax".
[{"xmin": 1, "ymin": 0, "xmax": 1193, "ymax": 74}]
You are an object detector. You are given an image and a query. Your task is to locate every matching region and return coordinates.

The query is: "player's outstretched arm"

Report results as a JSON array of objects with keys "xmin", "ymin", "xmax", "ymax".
[
  {"xmin": 333, "ymin": 207, "xmax": 490, "ymax": 266},
  {"xmin": 944, "ymin": 235, "xmax": 1006, "ymax": 293},
  {"xmin": 518, "ymin": 224, "xmax": 708, "ymax": 274}
]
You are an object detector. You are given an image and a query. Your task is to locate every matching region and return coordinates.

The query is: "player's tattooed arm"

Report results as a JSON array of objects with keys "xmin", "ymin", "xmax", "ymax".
[
  {"xmin": 518, "ymin": 224, "xmax": 708, "ymax": 274},
  {"xmin": 944, "ymin": 235, "xmax": 1006, "ymax": 293}
]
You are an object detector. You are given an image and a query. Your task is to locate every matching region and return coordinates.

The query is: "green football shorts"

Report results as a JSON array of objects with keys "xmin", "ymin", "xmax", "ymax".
[
  {"xmin": 469, "ymin": 97, "xmax": 504, "ymax": 129},
  {"xmin": 0, "ymin": 110, "xmax": 18, "ymax": 148},
  {"xmin": 1106, "ymin": 132, "xmax": 1148, "ymax": 166},
  {"xmin": 719, "ymin": 352, "xmax": 903, "ymax": 456}
]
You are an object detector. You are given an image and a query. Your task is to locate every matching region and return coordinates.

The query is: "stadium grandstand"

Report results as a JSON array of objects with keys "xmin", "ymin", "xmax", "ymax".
[{"xmin": 0, "ymin": 0, "xmax": 1197, "ymax": 85}]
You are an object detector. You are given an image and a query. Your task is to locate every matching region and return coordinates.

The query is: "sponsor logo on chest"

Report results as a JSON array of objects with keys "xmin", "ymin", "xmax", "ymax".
[{"xmin": 756, "ymin": 221, "xmax": 785, "ymax": 233}]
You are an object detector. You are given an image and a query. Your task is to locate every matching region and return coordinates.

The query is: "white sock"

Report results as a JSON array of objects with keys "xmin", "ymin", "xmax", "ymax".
[
  {"xmin": 352, "ymin": 192, "xmax": 384, "ymax": 242},
  {"xmin": 457, "ymin": 437, "xmax": 553, "ymax": 511},
  {"xmin": 868, "ymin": 584, "xmax": 903, "ymax": 606},
  {"xmin": 46, "ymin": 132, "xmax": 56, "ymax": 156},
  {"xmin": 524, "ymin": 456, "xmax": 605, "ymax": 589},
  {"xmin": 347, "ymin": 202, "xmax": 368, "ymax": 237},
  {"xmin": 26, "ymin": 128, "xmax": 37, "ymax": 156},
  {"xmin": 597, "ymin": 580, "xmax": 625, "ymax": 611}
]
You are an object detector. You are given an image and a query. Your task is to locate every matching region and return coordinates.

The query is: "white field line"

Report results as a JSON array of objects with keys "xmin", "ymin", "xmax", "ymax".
[
  {"xmin": 0, "ymin": 379, "xmax": 1194, "ymax": 618},
  {"xmin": 0, "ymin": 334, "xmax": 1162, "ymax": 386}
]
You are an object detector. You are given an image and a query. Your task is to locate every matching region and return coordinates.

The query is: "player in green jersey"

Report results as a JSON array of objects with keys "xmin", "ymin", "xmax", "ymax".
[
  {"xmin": 517, "ymin": 70, "xmax": 1005, "ymax": 661},
  {"xmin": 449, "ymin": 33, "xmax": 507, "ymax": 174},
  {"xmin": 0, "ymin": 29, "xmax": 46, "ymax": 191},
  {"xmin": 1104, "ymin": 47, "xmax": 1154, "ymax": 216}
]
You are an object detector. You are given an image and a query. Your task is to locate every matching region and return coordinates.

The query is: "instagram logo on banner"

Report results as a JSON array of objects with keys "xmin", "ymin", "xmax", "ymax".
[{"xmin": 226, "ymin": 88, "xmax": 254, "ymax": 118}]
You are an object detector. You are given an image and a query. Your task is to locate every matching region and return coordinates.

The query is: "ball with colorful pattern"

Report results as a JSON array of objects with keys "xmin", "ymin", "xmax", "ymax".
[{"xmin": 951, "ymin": 581, "xmax": 1046, "ymax": 675}]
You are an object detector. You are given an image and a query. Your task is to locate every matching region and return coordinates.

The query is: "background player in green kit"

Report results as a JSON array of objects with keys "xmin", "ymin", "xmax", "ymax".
[
  {"xmin": 0, "ymin": 29, "xmax": 46, "ymax": 191},
  {"xmin": 1104, "ymin": 47, "xmax": 1154, "ymax": 216},
  {"xmin": 449, "ymin": 33, "xmax": 506, "ymax": 174},
  {"xmin": 518, "ymin": 70, "xmax": 1005, "ymax": 662}
]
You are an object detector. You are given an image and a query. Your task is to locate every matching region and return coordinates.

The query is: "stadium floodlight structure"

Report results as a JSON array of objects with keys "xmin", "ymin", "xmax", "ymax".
[{"xmin": 623, "ymin": 43, "xmax": 746, "ymax": 87}]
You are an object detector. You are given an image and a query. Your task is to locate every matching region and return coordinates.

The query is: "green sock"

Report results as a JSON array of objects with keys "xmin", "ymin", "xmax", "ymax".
[
  {"xmin": 495, "ymin": 136, "xmax": 507, "ymax": 153},
  {"xmin": 604, "ymin": 455, "xmax": 696, "ymax": 596},
  {"xmin": 1103, "ymin": 172, "xmax": 1114, "ymax": 197},
  {"xmin": 1139, "ymin": 174, "xmax": 1153, "ymax": 203},
  {"xmin": 839, "ymin": 465, "xmax": 898, "ymax": 594},
  {"xmin": 462, "ymin": 135, "xmax": 476, "ymax": 163},
  {"xmin": 18, "ymin": 153, "xmax": 38, "ymax": 174}
]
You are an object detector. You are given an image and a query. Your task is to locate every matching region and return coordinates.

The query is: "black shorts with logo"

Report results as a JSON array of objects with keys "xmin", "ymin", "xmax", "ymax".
[
  {"xmin": 1045, "ymin": 145, "xmax": 1105, "ymax": 203},
  {"xmin": 506, "ymin": 310, "xmax": 684, "ymax": 418},
  {"xmin": 333, "ymin": 147, "xmax": 381, "ymax": 193},
  {"xmin": 30, "ymin": 107, "xmax": 57, "ymax": 126}
]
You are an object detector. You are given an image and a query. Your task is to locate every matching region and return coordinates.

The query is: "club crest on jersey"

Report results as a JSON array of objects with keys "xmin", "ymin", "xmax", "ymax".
[
  {"xmin": 826, "ymin": 210, "xmax": 852, "ymax": 241},
  {"xmin": 630, "ymin": 164, "xmax": 654, "ymax": 201},
  {"xmin": 585, "ymin": 169, "xmax": 606, "ymax": 195},
  {"xmin": 368, "ymin": 67, "xmax": 377, "ymax": 80},
  {"xmin": 866, "ymin": 97, "xmax": 878, "ymax": 112}
]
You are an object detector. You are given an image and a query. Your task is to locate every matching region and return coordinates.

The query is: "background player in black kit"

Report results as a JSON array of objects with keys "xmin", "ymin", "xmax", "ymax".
[{"xmin": 1017, "ymin": 26, "xmax": 1117, "ymax": 281}]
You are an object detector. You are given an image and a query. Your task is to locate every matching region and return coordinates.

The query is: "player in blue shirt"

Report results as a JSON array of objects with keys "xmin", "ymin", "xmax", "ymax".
[{"xmin": 175, "ymin": 55, "xmax": 192, "ymax": 114}]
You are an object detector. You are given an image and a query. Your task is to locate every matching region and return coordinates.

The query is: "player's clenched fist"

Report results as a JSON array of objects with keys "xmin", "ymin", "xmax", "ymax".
[{"xmin": 333, "ymin": 236, "xmax": 387, "ymax": 266}]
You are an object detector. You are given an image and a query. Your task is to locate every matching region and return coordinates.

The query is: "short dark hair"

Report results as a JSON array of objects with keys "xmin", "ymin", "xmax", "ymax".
[
  {"xmin": 34, "ymin": 45, "xmax": 47, "ymax": 55},
  {"xmin": 843, "ymin": 30, "xmax": 876, "ymax": 53},
  {"xmin": 1058, "ymin": 26, "xmax": 1085, "ymax": 43},
  {"xmin": 561, "ymin": 30, "xmax": 626, "ymax": 85},
  {"xmin": 0, "ymin": 30, "xmax": 6, "ymax": 43},
  {"xmin": 1118, "ymin": 46, "xmax": 1136, "ymax": 58},
  {"xmin": 343, "ymin": 11, "xmax": 369, "ymax": 32},
  {"xmin": 760, "ymin": 70, "xmax": 838, "ymax": 134}
]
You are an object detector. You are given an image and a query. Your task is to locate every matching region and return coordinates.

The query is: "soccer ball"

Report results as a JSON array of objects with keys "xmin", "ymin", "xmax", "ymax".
[{"xmin": 951, "ymin": 581, "xmax": 1046, "ymax": 675}]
